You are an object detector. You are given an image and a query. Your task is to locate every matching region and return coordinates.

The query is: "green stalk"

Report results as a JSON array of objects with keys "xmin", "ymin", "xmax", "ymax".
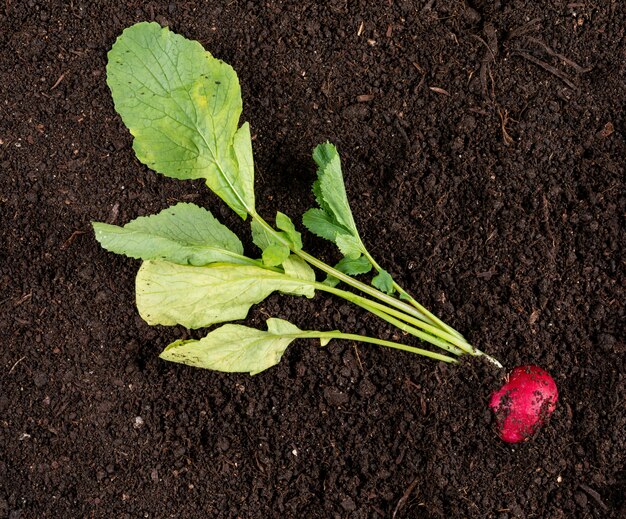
[
  {"xmin": 253, "ymin": 212, "xmax": 504, "ymax": 368},
  {"xmin": 353, "ymin": 249, "xmax": 502, "ymax": 367},
  {"xmin": 293, "ymin": 331, "xmax": 457, "ymax": 363},
  {"xmin": 314, "ymin": 283, "xmax": 472, "ymax": 355},
  {"xmin": 251, "ymin": 213, "xmax": 437, "ymax": 325},
  {"xmin": 360, "ymin": 248, "xmax": 465, "ymax": 340},
  {"xmin": 315, "ymin": 282, "xmax": 502, "ymax": 367}
]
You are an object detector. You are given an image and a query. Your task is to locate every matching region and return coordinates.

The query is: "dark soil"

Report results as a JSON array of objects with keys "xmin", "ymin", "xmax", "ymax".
[{"xmin": 1, "ymin": 1, "xmax": 624, "ymax": 518}]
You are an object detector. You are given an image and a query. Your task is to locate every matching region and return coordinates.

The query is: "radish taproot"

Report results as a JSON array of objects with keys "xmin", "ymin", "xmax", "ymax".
[{"xmin": 490, "ymin": 365, "xmax": 558, "ymax": 443}]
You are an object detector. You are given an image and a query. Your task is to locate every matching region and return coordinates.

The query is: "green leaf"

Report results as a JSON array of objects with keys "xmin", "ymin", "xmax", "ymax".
[
  {"xmin": 335, "ymin": 234, "xmax": 363, "ymax": 259},
  {"xmin": 250, "ymin": 219, "xmax": 290, "ymax": 265},
  {"xmin": 302, "ymin": 208, "xmax": 350, "ymax": 242},
  {"xmin": 275, "ymin": 212, "xmax": 302, "ymax": 250},
  {"xmin": 250, "ymin": 219, "xmax": 273, "ymax": 250},
  {"xmin": 372, "ymin": 269, "xmax": 395, "ymax": 294},
  {"xmin": 107, "ymin": 22, "xmax": 254, "ymax": 219},
  {"xmin": 232, "ymin": 122, "xmax": 255, "ymax": 206},
  {"xmin": 312, "ymin": 142, "xmax": 358, "ymax": 233},
  {"xmin": 334, "ymin": 255, "xmax": 373, "ymax": 276},
  {"xmin": 323, "ymin": 255, "xmax": 372, "ymax": 287},
  {"xmin": 322, "ymin": 276, "xmax": 341, "ymax": 288},
  {"xmin": 282, "ymin": 255, "xmax": 315, "ymax": 282},
  {"xmin": 251, "ymin": 219, "xmax": 287, "ymax": 250},
  {"xmin": 312, "ymin": 179, "xmax": 332, "ymax": 215},
  {"xmin": 136, "ymin": 260, "xmax": 315, "ymax": 328},
  {"xmin": 262, "ymin": 244, "xmax": 290, "ymax": 267},
  {"xmin": 92, "ymin": 202, "xmax": 250, "ymax": 266},
  {"xmin": 160, "ymin": 318, "xmax": 303, "ymax": 375}
]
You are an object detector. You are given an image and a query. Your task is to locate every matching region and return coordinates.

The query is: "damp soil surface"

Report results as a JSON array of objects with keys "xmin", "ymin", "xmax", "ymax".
[{"xmin": 1, "ymin": 1, "xmax": 624, "ymax": 518}]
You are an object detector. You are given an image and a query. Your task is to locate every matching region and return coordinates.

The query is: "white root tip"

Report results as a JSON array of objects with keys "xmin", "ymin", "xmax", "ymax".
[{"xmin": 474, "ymin": 349, "xmax": 504, "ymax": 369}]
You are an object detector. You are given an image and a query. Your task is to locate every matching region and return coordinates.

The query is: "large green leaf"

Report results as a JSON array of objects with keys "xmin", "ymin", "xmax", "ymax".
[
  {"xmin": 92, "ymin": 203, "xmax": 251, "ymax": 266},
  {"xmin": 107, "ymin": 22, "xmax": 254, "ymax": 218},
  {"xmin": 136, "ymin": 260, "xmax": 315, "ymax": 328},
  {"xmin": 160, "ymin": 318, "xmax": 304, "ymax": 375}
]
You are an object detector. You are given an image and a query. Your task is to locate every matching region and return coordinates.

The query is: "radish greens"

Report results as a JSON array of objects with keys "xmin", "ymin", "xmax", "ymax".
[{"xmin": 94, "ymin": 22, "xmax": 502, "ymax": 375}]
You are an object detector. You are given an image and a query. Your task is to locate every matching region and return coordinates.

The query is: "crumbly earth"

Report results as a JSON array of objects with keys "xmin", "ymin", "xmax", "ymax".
[{"xmin": 1, "ymin": 1, "xmax": 624, "ymax": 518}]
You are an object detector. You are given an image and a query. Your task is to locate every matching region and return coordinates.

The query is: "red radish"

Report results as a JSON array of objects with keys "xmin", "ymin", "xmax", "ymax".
[{"xmin": 490, "ymin": 365, "xmax": 558, "ymax": 443}]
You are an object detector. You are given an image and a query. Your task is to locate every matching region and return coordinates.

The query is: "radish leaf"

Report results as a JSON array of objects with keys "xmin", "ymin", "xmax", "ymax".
[
  {"xmin": 334, "ymin": 255, "xmax": 373, "ymax": 276},
  {"xmin": 312, "ymin": 143, "xmax": 359, "ymax": 233},
  {"xmin": 324, "ymin": 256, "xmax": 373, "ymax": 287},
  {"xmin": 301, "ymin": 208, "xmax": 351, "ymax": 242},
  {"xmin": 260, "ymin": 244, "xmax": 290, "ymax": 267},
  {"xmin": 250, "ymin": 219, "xmax": 290, "ymax": 266},
  {"xmin": 107, "ymin": 22, "xmax": 255, "ymax": 219},
  {"xmin": 303, "ymin": 143, "xmax": 373, "ymax": 271},
  {"xmin": 275, "ymin": 212, "xmax": 303, "ymax": 250},
  {"xmin": 336, "ymin": 234, "xmax": 363, "ymax": 259},
  {"xmin": 372, "ymin": 269, "xmax": 394, "ymax": 294},
  {"xmin": 282, "ymin": 256, "xmax": 316, "ymax": 282},
  {"xmin": 160, "ymin": 318, "xmax": 304, "ymax": 375},
  {"xmin": 136, "ymin": 260, "xmax": 315, "ymax": 328},
  {"xmin": 92, "ymin": 203, "xmax": 249, "ymax": 266}
]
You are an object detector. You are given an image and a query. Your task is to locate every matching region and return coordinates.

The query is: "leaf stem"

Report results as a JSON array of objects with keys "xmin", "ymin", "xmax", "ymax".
[
  {"xmin": 253, "ymin": 212, "xmax": 502, "ymax": 367},
  {"xmin": 360, "ymin": 248, "xmax": 465, "ymax": 340},
  {"xmin": 317, "ymin": 283, "xmax": 502, "ymax": 367},
  {"xmin": 313, "ymin": 283, "xmax": 468, "ymax": 356},
  {"xmin": 295, "ymin": 331, "xmax": 457, "ymax": 363},
  {"xmin": 251, "ymin": 214, "xmax": 439, "ymax": 324}
]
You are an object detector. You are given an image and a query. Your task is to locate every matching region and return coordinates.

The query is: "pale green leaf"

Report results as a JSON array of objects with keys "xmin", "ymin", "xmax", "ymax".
[
  {"xmin": 251, "ymin": 219, "xmax": 291, "ymax": 266},
  {"xmin": 372, "ymin": 269, "xmax": 395, "ymax": 294},
  {"xmin": 136, "ymin": 260, "xmax": 315, "ymax": 328},
  {"xmin": 320, "ymin": 337, "xmax": 332, "ymax": 347},
  {"xmin": 160, "ymin": 318, "xmax": 303, "ymax": 375},
  {"xmin": 282, "ymin": 255, "xmax": 315, "ymax": 282},
  {"xmin": 232, "ymin": 122, "xmax": 255, "ymax": 208},
  {"xmin": 92, "ymin": 202, "xmax": 250, "ymax": 266},
  {"xmin": 302, "ymin": 208, "xmax": 350, "ymax": 242},
  {"xmin": 251, "ymin": 219, "xmax": 288, "ymax": 251},
  {"xmin": 107, "ymin": 22, "xmax": 254, "ymax": 219},
  {"xmin": 262, "ymin": 244, "xmax": 290, "ymax": 267},
  {"xmin": 275, "ymin": 212, "xmax": 302, "ymax": 250},
  {"xmin": 250, "ymin": 219, "xmax": 273, "ymax": 251},
  {"xmin": 313, "ymin": 142, "xmax": 358, "ymax": 233},
  {"xmin": 335, "ymin": 234, "xmax": 363, "ymax": 259}
]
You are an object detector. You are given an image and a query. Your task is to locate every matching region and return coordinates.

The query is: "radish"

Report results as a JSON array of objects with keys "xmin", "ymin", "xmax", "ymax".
[
  {"xmin": 99, "ymin": 23, "xmax": 557, "ymax": 446},
  {"xmin": 490, "ymin": 365, "xmax": 558, "ymax": 443}
]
